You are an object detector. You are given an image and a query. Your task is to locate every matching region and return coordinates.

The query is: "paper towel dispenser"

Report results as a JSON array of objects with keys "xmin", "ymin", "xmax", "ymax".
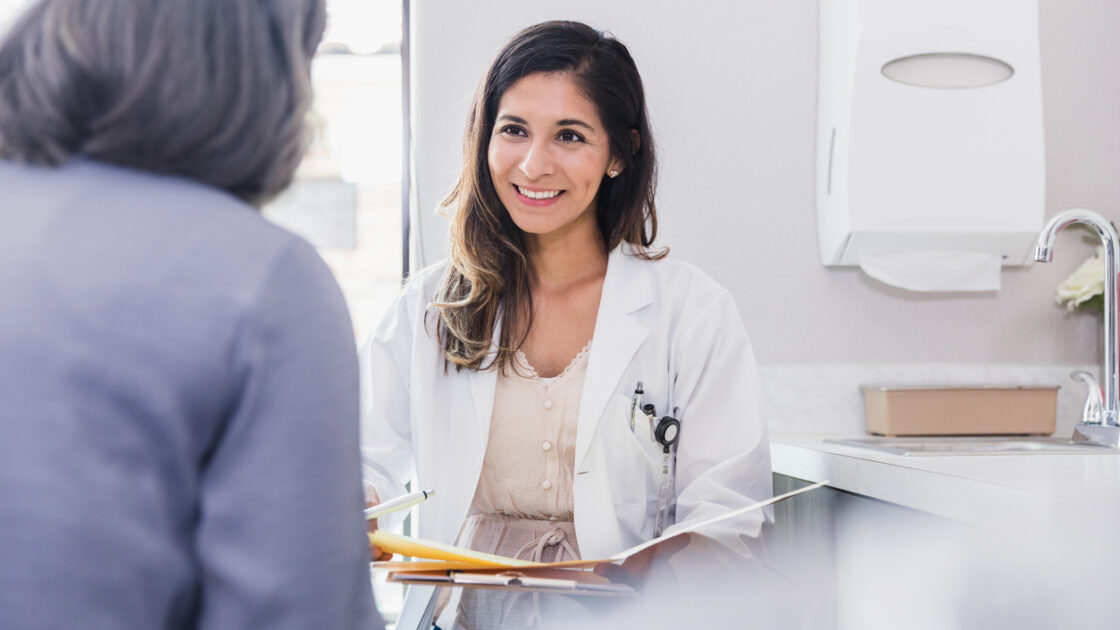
[{"xmin": 816, "ymin": 0, "xmax": 1044, "ymax": 272}]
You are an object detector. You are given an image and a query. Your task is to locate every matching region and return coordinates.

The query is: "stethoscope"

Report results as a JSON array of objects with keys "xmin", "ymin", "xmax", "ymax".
[{"xmin": 642, "ymin": 401, "xmax": 680, "ymax": 538}]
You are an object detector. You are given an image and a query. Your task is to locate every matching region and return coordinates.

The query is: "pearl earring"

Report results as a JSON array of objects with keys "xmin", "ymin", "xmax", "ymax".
[{"xmin": 608, "ymin": 170, "xmax": 619, "ymax": 178}]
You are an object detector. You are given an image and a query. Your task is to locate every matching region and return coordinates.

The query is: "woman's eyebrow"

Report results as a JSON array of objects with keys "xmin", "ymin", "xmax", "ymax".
[
  {"xmin": 496, "ymin": 113, "xmax": 596, "ymax": 132},
  {"xmin": 557, "ymin": 118, "xmax": 595, "ymax": 132}
]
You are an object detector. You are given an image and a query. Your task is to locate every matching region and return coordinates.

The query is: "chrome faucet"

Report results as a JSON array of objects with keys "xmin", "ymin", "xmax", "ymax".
[{"xmin": 1034, "ymin": 208, "xmax": 1120, "ymax": 447}]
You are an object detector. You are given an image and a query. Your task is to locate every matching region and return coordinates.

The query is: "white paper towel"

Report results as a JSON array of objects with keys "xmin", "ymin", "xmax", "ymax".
[{"xmin": 858, "ymin": 250, "xmax": 1002, "ymax": 292}]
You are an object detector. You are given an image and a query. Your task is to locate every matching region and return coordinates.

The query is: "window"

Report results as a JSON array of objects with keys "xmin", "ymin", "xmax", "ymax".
[{"xmin": 264, "ymin": 0, "xmax": 406, "ymax": 345}]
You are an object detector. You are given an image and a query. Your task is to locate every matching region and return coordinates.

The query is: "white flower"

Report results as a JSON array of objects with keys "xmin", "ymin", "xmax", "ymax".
[{"xmin": 1055, "ymin": 246, "xmax": 1105, "ymax": 310}]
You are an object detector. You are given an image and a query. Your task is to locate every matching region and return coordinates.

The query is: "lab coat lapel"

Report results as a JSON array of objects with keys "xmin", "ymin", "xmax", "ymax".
[
  {"xmin": 468, "ymin": 365, "xmax": 497, "ymax": 454},
  {"xmin": 468, "ymin": 316, "xmax": 502, "ymax": 455},
  {"xmin": 575, "ymin": 250, "xmax": 652, "ymax": 470}
]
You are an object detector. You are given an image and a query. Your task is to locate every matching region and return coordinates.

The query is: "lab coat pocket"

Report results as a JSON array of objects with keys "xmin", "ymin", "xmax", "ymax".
[{"xmin": 604, "ymin": 395, "xmax": 664, "ymax": 510}]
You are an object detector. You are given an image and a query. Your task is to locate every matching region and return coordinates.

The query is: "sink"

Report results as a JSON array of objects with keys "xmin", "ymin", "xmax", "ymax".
[{"xmin": 824, "ymin": 436, "xmax": 1115, "ymax": 456}]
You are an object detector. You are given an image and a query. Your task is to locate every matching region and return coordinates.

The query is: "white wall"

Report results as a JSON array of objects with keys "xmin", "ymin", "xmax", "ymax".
[{"xmin": 409, "ymin": 0, "xmax": 1118, "ymax": 366}]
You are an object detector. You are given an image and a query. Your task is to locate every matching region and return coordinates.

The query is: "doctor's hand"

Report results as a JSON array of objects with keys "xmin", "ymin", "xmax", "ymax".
[
  {"xmin": 365, "ymin": 485, "xmax": 394, "ymax": 562},
  {"xmin": 592, "ymin": 532, "xmax": 691, "ymax": 588}
]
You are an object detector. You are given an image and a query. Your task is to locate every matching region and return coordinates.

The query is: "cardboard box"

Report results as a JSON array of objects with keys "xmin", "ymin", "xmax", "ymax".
[{"xmin": 862, "ymin": 385, "xmax": 1059, "ymax": 436}]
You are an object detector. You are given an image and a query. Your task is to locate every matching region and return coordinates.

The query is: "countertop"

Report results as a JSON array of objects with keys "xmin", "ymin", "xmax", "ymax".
[{"xmin": 770, "ymin": 434, "xmax": 1120, "ymax": 523}]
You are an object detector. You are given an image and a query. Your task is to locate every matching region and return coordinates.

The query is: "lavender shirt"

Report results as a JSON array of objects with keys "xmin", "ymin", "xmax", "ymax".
[{"xmin": 0, "ymin": 160, "xmax": 380, "ymax": 629}]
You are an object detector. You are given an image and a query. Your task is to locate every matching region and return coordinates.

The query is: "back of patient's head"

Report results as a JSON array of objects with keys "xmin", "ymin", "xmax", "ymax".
[{"xmin": 0, "ymin": 0, "xmax": 326, "ymax": 203}]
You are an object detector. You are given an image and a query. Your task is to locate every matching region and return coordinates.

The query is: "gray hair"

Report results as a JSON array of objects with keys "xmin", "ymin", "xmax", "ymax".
[{"xmin": 0, "ymin": 0, "xmax": 326, "ymax": 204}]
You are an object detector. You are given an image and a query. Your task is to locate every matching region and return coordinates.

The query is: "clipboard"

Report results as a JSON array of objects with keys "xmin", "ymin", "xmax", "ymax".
[
  {"xmin": 388, "ymin": 567, "xmax": 638, "ymax": 597},
  {"xmin": 371, "ymin": 481, "xmax": 826, "ymax": 593}
]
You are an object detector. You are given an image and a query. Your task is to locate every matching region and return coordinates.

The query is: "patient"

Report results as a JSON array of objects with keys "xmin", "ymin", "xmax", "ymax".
[{"xmin": 0, "ymin": 1, "xmax": 379, "ymax": 628}]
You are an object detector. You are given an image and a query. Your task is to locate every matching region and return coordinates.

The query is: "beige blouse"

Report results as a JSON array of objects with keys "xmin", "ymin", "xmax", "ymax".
[
  {"xmin": 468, "ymin": 343, "xmax": 589, "ymax": 522},
  {"xmin": 439, "ymin": 343, "xmax": 591, "ymax": 629}
]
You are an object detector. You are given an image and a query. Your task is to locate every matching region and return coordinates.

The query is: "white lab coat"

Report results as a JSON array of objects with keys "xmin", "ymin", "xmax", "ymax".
[{"xmin": 359, "ymin": 247, "xmax": 772, "ymax": 627}]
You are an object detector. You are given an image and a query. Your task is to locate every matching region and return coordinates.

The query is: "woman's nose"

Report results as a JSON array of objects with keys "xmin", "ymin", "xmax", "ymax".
[{"xmin": 518, "ymin": 140, "xmax": 554, "ymax": 179}]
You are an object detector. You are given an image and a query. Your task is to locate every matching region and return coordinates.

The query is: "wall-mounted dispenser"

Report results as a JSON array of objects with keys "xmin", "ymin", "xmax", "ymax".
[{"xmin": 816, "ymin": 0, "xmax": 1044, "ymax": 292}]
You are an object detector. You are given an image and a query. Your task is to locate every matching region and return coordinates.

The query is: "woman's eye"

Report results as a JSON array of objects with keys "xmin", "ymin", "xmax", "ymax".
[
  {"xmin": 500, "ymin": 125, "xmax": 527, "ymax": 137},
  {"xmin": 557, "ymin": 130, "xmax": 585, "ymax": 143}
]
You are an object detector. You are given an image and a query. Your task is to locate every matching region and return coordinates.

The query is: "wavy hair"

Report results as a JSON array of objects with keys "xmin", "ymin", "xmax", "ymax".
[
  {"xmin": 0, "ymin": 0, "xmax": 326, "ymax": 204},
  {"xmin": 433, "ymin": 20, "xmax": 664, "ymax": 372}
]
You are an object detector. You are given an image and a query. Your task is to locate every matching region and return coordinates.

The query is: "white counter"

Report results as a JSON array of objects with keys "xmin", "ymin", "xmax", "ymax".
[
  {"xmin": 768, "ymin": 434, "xmax": 1120, "ymax": 628},
  {"xmin": 770, "ymin": 434, "xmax": 1120, "ymax": 523}
]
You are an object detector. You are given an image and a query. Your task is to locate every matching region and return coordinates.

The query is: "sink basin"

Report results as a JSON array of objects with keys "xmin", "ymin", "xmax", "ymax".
[{"xmin": 824, "ymin": 436, "xmax": 1115, "ymax": 456}]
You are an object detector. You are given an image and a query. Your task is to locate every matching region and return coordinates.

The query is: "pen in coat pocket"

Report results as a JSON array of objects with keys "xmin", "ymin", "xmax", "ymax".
[
  {"xmin": 364, "ymin": 489, "xmax": 435, "ymax": 520},
  {"xmin": 629, "ymin": 381, "xmax": 644, "ymax": 431}
]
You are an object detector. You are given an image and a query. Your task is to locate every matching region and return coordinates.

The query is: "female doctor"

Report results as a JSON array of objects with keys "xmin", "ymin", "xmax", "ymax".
[{"xmin": 361, "ymin": 20, "xmax": 772, "ymax": 628}]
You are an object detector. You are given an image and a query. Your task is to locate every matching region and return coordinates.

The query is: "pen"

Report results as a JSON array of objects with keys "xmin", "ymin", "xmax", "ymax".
[
  {"xmin": 629, "ymin": 381, "xmax": 644, "ymax": 431},
  {"xmin": 643, "ymin": 403, "xmax": 657, "ymax": 437},
  {"xmin": 364, "ymin": 489, "xmax": 435, "ymax": 520}
]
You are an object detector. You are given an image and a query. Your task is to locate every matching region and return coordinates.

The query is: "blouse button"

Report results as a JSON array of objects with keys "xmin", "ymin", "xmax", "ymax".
[
  {"xmin": 543, "ymin": 399, "xmax": 553, "ymax": 410},
  {"xmin": 541, "ymin": 440, "xmax": 552, "ymax": 452},
  {"xmin": 541, "ymin": 480, "xmax": 553, "ymax": 491}
]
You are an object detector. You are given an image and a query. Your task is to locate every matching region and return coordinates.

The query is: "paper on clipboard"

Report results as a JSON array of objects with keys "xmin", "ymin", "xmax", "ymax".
[
  {"xmin": 607, "ymin": 480, "xmax": 829, "ymax": 561},
  {"xmin": 388, "ymin": 567, "xmax": 637, "ymax": 596},
  {"xmin": 371, "ymin": 481, "xmax": 828, "ymax": 572}
]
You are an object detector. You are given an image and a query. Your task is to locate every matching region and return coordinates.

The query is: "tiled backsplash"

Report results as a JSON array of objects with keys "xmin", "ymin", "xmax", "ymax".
[{"xmin": 759, "ymin": 364, "xmax": 1099, "ymax": 436}]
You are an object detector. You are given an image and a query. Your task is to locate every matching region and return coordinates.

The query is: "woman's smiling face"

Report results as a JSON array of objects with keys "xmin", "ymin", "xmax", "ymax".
[{"xmin": 488, "ymin": 72, "xmax": 622, "ymax": 242}]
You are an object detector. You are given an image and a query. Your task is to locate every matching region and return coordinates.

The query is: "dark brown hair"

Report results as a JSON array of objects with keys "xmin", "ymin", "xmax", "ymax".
[
  {"xmin": 0, "ymin": 0, "xmax": 326, "ymax": 204},
  {"xmin": 434, "ymin": 20, "xmax": 664, "ymax": 372}
]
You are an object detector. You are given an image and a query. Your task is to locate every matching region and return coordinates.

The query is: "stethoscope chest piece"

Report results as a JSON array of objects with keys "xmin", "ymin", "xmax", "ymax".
[{"xmin": 654, "ymin": 416, "xmax": 680, "ymax": 452}]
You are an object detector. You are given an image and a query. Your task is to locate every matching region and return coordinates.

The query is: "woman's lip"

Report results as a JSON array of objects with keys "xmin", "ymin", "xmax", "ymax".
[{"xmin": 512, "ymin": 184, "xmax": 565, "ymax": 207}]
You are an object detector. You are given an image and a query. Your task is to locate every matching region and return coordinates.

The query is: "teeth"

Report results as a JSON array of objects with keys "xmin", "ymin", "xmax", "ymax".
[{"xmin": 516, "ymin": 185, "xmax": 561, "ymax": 200}]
